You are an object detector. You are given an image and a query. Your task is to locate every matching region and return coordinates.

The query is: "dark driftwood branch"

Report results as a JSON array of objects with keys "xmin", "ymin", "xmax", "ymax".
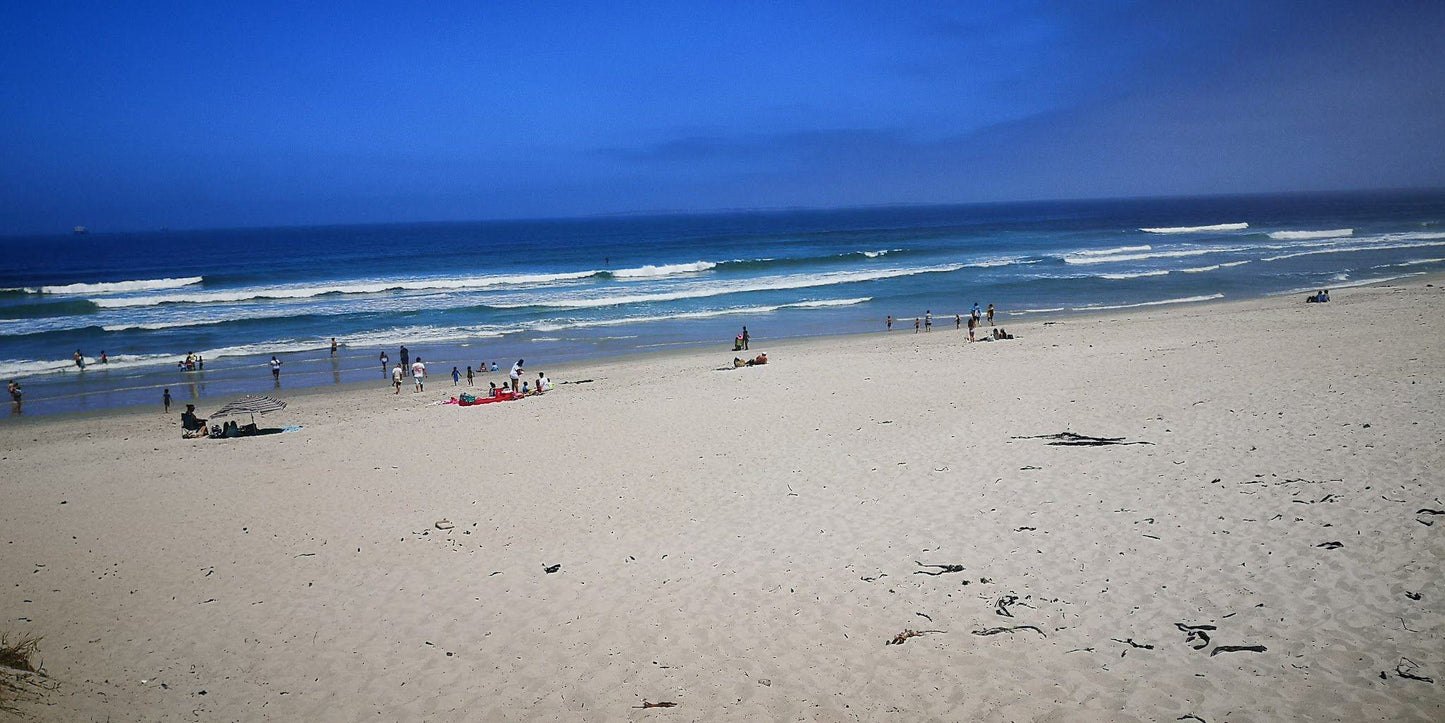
[
  {"xmin": 1012, "ymin": 432, "xmax": 1152, "ymax": 446},
  {"xmin": 973, "ymin": 625, "xmax": 1045, "ymax": 638}
]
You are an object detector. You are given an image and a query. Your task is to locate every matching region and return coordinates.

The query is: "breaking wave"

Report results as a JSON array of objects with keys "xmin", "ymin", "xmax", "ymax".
[
  {"xmin": 1098, "ymin": 270, "xmax": 1170, "ymax": 280},
  {"xmin": 1140, "ymin": 223, "xmax": 1249, "ymax": 234},
  {"xmin": 1268, "ymin": 229, "xmax": 1353, "ymax": 240}
]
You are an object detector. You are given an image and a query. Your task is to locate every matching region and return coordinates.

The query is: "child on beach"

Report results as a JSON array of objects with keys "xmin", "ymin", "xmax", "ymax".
[
  {"xmin": 466, "ymin": 366, "xmax": 474, "ymax": 386},
  {"xmin": 955, "ymin": 313, "xmax": 962, "ymax": 329},
  {"xmin": 452, "ymin": 366, "xmax": 461, "ymax": 386},
  {"xmin": 914, "ymin": 317, "xmax": 920, "ymax": 333},
  {"xmin": 987, "ymin": 303, "xmax": 996, "ymax": 325},
  {"xmin": 163, "ymin": 388, "xmax": 172, "ymax": 413},
  {"xmin": 392, "ymin": 363, "xmax": 404, "ymax": 394},
  {"xmin": 886, "ymin": 315, "xmax": 893, "ymax": 331}
]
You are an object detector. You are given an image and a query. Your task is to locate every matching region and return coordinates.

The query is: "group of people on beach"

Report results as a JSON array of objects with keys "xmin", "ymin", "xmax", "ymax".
[
  {"xmin": 71, "ymin": 349, "xmax": 110, "ymax": 370},
  {"xmin": 1305, "ymin": 289, "xmax": 1331, "ymax": 303},
  {"xmin": 887, "ymin": 302, "xmax": 1001, "ymax": 341},
  {"xmin": 178, "ymin": 352, "xmax": 204, "ymax": 372}
]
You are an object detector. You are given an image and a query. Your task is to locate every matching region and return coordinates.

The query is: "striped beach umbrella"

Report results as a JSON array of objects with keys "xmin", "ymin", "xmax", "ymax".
[{"xmin": 211, "ymin": 395, "xmax": 288, "ymax": 424}]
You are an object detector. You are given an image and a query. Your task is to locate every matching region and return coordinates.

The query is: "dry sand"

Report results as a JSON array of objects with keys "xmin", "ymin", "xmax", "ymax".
[{"xmin": 2, "ymin": 276, "xmax": 1442, "ymax": 721}]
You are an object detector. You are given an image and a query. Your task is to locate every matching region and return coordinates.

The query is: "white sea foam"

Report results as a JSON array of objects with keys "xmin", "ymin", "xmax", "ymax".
[
  {"xmin": 1260, "ymin": 239, "xmax": 1445, "ymax": 262},
  {"xmin": 489, "ymin": 265, "xmax": 962, "ymax": 310},
  {"xmin": 1181, "ymin": 261, "xmax": 1251, "ymax": 273},
  {"xmin": 0, "ymin": 352, "xmax": 178, "ymax": 378},
  {"xmin": 1268, "ymin": 229, "xmax": 1353, "ymax": 240},
  {"xmin": 1378, "ymin": 257, "xmax": 1445, "ymax": 268},
  {"xmin": 608, "ymin": 261, "xmax": 716, "ymax": 278},
  {"xmin": 1140, "ymin": 223, "xmax": 1248, "ymax": 234},
  {"xmin": 1069, "ymin": 245, "xmax": 1152, "ymax": 257},
  {"xmin": 90, "ymin": 271, "xmax": 601, "ymax": 308},
  {"xmin": 1270, "ymin": 273, "xmax": 1423, "ymax": 296},
  {"xmin": 1065, "ymin": 247, "xmax": 1228, "ymax": 265},
  {"xmin": 965, "ymin": 257, "xmax": 1035, "ymax": 268},
  {"xmin": 1008, "ymin": 307, "xmax": 1067, "ymax": 314},
  {"xmin": 1098, "ymin": 270, "xmax": 1170, "ymax": 280},
  {"xmin": 528, "ymin": 297, "xmax": 873, "ymax": 332},
  {"xmin": 26, "ymin": 276, "xmax": 205, "ymax": 295},
  {"xmin": 1076, "ymin": 293, "xmax": 1225, "ymax": 311}
]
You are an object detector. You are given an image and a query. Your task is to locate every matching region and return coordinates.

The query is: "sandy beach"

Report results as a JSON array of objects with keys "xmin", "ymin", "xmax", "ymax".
[{"xmin": 2, "ymin": 275, "xmax": 1442, "ymax": 721}]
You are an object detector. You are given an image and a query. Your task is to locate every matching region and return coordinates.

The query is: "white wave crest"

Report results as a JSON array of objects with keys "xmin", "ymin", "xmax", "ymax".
[
  {"xmin": 1260, "ymin": 238, "xmax": 1445, "ymax": 262},
  {"xmin": 1270, "ymin": 273, "xmax": 1424, "ymax": 296},
  {"xmin": 1065, "ymin": 247, "xmax": 1227, "ymax": 265},
  {"xmin": 1068, "ymin": 245, "xmax": 1152, "ymax": 257},
  {"xmin": 1181, "ymin": 260, "xmax": 1251, "ymax": 274},
  {"xmin": 1098, "ymin": 270, "xmax": 1170, "ymax": 280},
  {"xmin": 90, "ymin": 271, "xmax": 599, "ymax": 308},
  {"xmin": 33, "ymin": 276, "xmax": 205, "ymax": 295},
  {"xmin": 608, "ymin": 261, "xmax": 716, "ymax": 278},
  {"xmin": 1268, "ymin": 229, "xmax": 1353, "ymax": 240},
  {"xmin": 1077, "ymin": 293, "xmax": 1225, "ymax": 311},
  {"xmin": 860, "ymin": 249, "xmax": 901, "ymax": 258},
  {"xmin": 490, "ymin": 265, "xmax": 962, "ymax": 310},
  {"xmin": 1140, "ymin": 223, "xmax": 1248, "ymax": 234}
]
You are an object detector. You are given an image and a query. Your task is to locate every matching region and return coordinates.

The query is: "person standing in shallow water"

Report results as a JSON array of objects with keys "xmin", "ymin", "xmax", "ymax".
[
  {"xmin": 886, "ymin": 315, "xmax": 893, "ymax": 331},
  {"xmin": 380, "ymin": 351, "xmax": 389, "ymax": 375},
  {"xmin": 163, "ymin": 388, "xmax": 172, "ymax": 413},
  {"xmin": 400, "ymin": 345, "xmax": 409, "ymax": 372},
  {"xmin": 270, "ymin": 355, "xmax": 283, "ymax": 381},
  {"xmin": 925, "ymin": 310, "xmax": 932, "ymax": 332},
  {"xmin": 741, "ymin": 326, "xmax": 750, "ymax": 350},
  {"xmin": 330, "ymin": 338, "xmax": 338, "ymax": 357}
]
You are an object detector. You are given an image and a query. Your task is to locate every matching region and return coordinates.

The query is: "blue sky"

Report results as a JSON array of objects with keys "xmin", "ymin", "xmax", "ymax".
[{"xmin": 1, "ymin": 1, "xmax": 1441, "ymax": 233}]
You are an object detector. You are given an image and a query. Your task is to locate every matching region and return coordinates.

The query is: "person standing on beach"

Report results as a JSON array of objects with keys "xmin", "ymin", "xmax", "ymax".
[
  {"xmin": 971, "ymin": 302, "xmax": 982, "ymax": 323},
  {"xmin": 330, "ymin": 338, "xmax": 338, "ymax": 357},
  {"xmin": 380, "ymin": 351, "xmax": 389, "ymax": 375},
  {"xmin": 466, "ymin": 366, "xmax": 474, "ymax": 386},
  {"xmin": 510, "ymin": 359, "xmax": 524, "ymax": 393},
  {"xmin": 400, "ymin": 345, "xmax": 409, "ymax": 371},
  {"xmin": 270, "ymin": 355, "xmax": 283, "ymax": 381},
  {"xmin": 391, "ymin": 363, "xmax": 404, "ymax": 394},
  {"xmin": 987, "ymin": 303, "xmax": 995, "ymax": 326},
  {"xmin": 742, "ymin": 326, "xmax": 750, "ymax": 350},
  {"xmin": 967, "ymin": 314, "xmax": 977, "ymax": 341},
  {"xmin": 451, "ymin": 366, "xmax": 461, "ymax": 386},
  {"xmin": 412, "ymin": 357, "xmax": 426, "ymax": 392},
  {"xmin": 914, "ymin": 317, "xmax": 920, "ymax": 333},
  {"xmin": 925, "ymin": 310, "xmax": 932, "ymax": 332},
  {"xmin": 886, "ymin": 315, "xmax": 893, "ymax": 331},
  {"xmin": 163, "ymin": 388, "xmax": 172, "ymax": 413}
]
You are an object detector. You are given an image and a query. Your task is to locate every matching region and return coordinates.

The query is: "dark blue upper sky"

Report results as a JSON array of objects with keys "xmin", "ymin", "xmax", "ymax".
[{"xmin": 2, "ymin": 1, "xmax": 1442, "ymax": 233}]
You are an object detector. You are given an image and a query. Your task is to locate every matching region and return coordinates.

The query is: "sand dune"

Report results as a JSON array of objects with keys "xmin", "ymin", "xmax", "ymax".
[{"xmin": 2, "ymin": 276, "xmax": 1442, "ymax": 721}]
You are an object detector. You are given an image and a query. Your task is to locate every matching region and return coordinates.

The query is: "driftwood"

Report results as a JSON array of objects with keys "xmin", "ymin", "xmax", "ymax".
[
  {"xmin": 1111, "ymin": 638, "xmax": 1154, "ymax": 649},
  {"xmin": 1395, "ymin": 657, "xmax": 1434, "ymax": 683},
  {"xmin": 542, "ymin": 563, "xmax": 561, "ymax": 574},
  {"xmin": 1416, "ymin": 509, "xmax": 1445, "ymax": 526},
  {"xmin": 1012, "ymin": 432, "xmax": 1152, "ymax": 446},
  {"xmin": 1316, "ymin": 541, "xmax": 1344, "ymax": 550},
  {"xmin": 1175, "ymin": 623, "xmax": 1216, "ymax": 650},
  {"xmin": 887, "ymin": 629, "xmax": 946, "ymax": 645},
  {"xmin": 972, "ymin": 625, "xmax": 1045, "ymax": 638},
  {"xmin": 914, "ymin": 562, "xmax": 965, "ymax": 576},
  {"xmin": 635, "ymin": 700, "xmax": 677, "ymax": 708},
  {"xmin": 1209, "ymin": 644, "xmax": 1266, "ymax": 656}
]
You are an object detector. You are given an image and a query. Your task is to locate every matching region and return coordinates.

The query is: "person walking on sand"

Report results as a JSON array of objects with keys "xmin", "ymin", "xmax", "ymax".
[
  {"xmin": 400, "ymin": 345, "xmax": 409, "ymax": 371},
  {"xmin": 451, "ymin": 366, "xmax": 461, "ymax": 386},
  {"xmin": 955, "ymin": 313, "xmax": 962, "ymax": 330},
  {"xmin": 466, "ymin": 366, "xmax": 474, "ymax": 386},
  {"xmin": 510, "ymin": 359, "xmax": 525, "ymax": 393},
  {"xmin": 391, "ymin": 363, "xmax": 404, "ymax": 394},
  {"xmin": 886, "ymin": 315, "xmax": 893, "ymax": 331},
  {"xmin": 971, "ymin": 301, "xmax": 982, "ymax": 323},
  {"xmin": 925, "ymin": 310, "xmax": 932, "ymax": 332},
  {"xmin": 967, "ymin": 314, "xmax": 977, "ymax": 341},
  {"xmin": 163, "ymin": 388, "xmax": 172, "ymax": 413},
  {"xmin": 330, "ymin": 338, "xmax": 338, "ymax": 357},
  {"xmin": 987, "ymin": 303, "xmax": 995, "ymax": 326},
  {"xmin": 914, "ymin": 317, "xmax": 920, "ymax": 333},
  {"xmin": 380, "ymin": 351, "xmax": 389, "ymax": 375},
  {"xmin": 270, "ymin": 355, "xmax": 283, "ymax": 380},
  {"xmin": 412, "ymin": 357, "xmax": 426, "ymax": 392},
  {"xmin": 742, "ymin": 326, "xmax": 750, "ymax": 350}
]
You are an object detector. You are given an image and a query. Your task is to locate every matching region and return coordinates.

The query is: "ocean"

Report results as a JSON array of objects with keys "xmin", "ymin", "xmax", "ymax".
[{"xmin": 3, "ymin": 191, "xmax": 1443, "ymax": 417}]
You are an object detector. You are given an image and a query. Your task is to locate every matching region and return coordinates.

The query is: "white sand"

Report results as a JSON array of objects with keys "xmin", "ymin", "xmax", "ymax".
[{"xmin": 2, "ymin": 276, "xmax": 1442, "ymax": 721}]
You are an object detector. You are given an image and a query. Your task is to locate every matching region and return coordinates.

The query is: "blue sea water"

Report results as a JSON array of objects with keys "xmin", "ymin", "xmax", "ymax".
[{"xmin": 3, "ymin": 191, "xmax": 1443, "ymax": 417}]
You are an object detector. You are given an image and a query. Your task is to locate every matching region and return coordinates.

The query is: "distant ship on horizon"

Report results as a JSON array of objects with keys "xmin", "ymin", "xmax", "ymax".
[{"xmin": 73, "ymin": 226, "xmax": 89, "ymax": 235}]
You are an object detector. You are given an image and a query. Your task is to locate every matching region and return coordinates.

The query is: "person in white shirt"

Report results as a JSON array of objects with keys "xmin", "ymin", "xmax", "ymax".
[
  {"xmin": 411, "ymin": 358, "xmax": 426, "ymax": 392},
  {"xmin": 391, "ymin": 363, "xmax": 404, "ymax": 394},
  {"xmin": 509, "ymin": 359, "xmax": 524, "ymax": 393},
  {"xmin": 269, "ymin": 355, "xmax": 282, "ymax": 381},
  {"xmin": 536, "ymin": 371, "xmax": 551, "ymax": 393}
]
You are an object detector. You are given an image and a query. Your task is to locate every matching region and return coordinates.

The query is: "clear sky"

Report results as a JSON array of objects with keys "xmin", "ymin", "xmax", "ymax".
[{"xmin": 1, "ymin": 1, "xmax": 1442, "ymax": 233}]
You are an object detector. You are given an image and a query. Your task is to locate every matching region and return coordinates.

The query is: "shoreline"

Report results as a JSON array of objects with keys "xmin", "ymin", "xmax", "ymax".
[
  {"xmin": 5, "ymin": 270, "xmax": 1439, "ymax": 426},
  {"xmin": 2, "ymin": 271, "xmax": 1441, "ymax": 720}
]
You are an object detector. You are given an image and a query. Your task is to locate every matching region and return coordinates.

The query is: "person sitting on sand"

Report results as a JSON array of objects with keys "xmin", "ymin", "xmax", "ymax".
[
  {"xmin": 536, "ymin": 372, "xmax": 551, "ymax": 392},
  {"xmin": 489, "ymin": 381, "xmax": 499, "ymax": 398}
]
